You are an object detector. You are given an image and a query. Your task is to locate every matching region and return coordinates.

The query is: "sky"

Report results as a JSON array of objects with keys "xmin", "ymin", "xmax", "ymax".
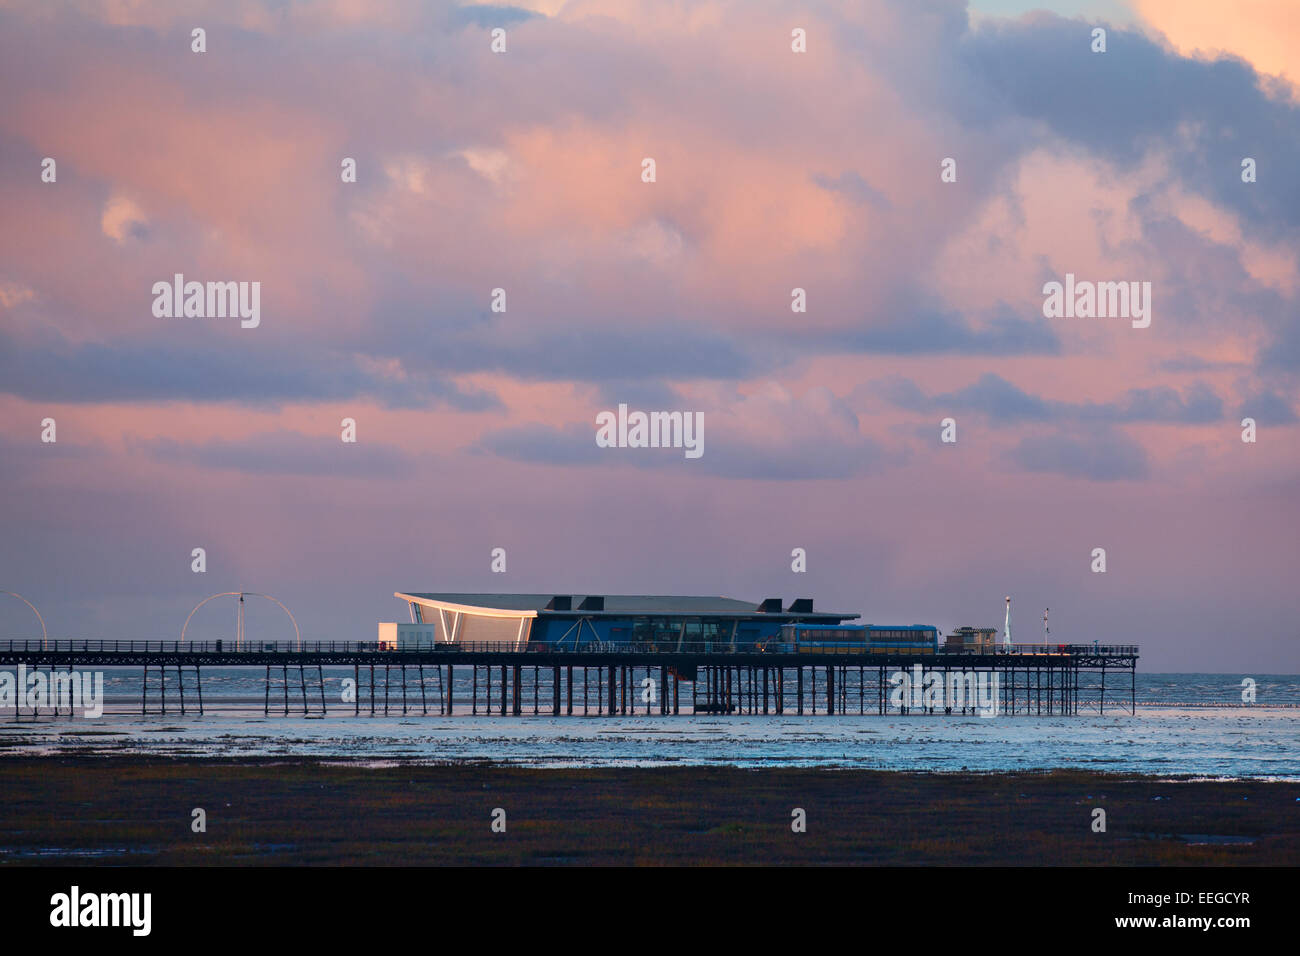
[{"xmin": 0, "ymin": 0, "xmax": 1297, "ymax": 672}]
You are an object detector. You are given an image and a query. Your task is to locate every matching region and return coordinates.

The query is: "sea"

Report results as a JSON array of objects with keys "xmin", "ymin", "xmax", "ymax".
[{"xmin": 1, "ymin": 669, "xmax": 1297, "ymax": 779}]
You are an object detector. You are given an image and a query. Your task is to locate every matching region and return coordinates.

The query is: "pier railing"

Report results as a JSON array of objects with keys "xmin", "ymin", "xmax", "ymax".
[{"xmin": 0, "ymin": 639, "xmax": 1139, "ymax": 657}]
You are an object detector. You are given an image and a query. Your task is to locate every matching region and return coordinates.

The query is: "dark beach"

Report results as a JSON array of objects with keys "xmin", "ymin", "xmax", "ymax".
[{"xmin": 0, "ymin": 758, "xmax": 1296, "ymax": 865}]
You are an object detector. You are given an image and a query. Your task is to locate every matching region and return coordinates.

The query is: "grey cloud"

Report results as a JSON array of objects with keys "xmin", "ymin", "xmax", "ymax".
[
  {"xmin": 826, "ymin": 307, "xmax": 1062, "ymax": 357},
  {"xmin": 0, "ymin": 328, "xmax": 501, "ymax": 411},
  {"xmin": 959, "ymin": 16, "xmax": 1300, "ymax": 242},
  {"xmin": 594, "ymin": 380, "xmax": 684, "ymax": 410},
  {"xmin": 477, "ymin": 420, "xmax": 893, "ymax": 480},
  {"xmin": 1011, "ymin": 427, "xmax": 1149, "ymax": 481},
  {"xmin": 1236, "ymin": 388, "xmax": 1298, "ymax": 425},
  {"xmin": 884, "ymin": 373, "xmax": 1223, "ymax": 425},
  {"xmin": 813, "ymin": 170, "xmax": 892, "ymax": 209},
  {"xmin": 131, "ymin": 431, "xmax": 418, "ymax": 478},
  {"xmin": 450, "ymin": 5, "xmax": 541, "ymax": 29}
]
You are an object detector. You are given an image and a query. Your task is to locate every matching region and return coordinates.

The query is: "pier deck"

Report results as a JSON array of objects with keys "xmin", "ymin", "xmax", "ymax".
[{"xmin": 1, "ymin": 640, "xmax": 1138, "ymax": 718}]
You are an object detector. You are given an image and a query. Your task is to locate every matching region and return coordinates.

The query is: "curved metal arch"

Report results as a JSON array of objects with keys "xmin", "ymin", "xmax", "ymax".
[
  {"xmin": 181, "ymin": 591, "xmax": 301, "ymax": 650},
  {"xmin": 0, "ymin": 590, "xmax": 48, "ymax": 651}
]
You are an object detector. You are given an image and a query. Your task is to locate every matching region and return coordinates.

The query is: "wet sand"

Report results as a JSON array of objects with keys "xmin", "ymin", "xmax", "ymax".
[{"xmin": 1, "ymin": 758, "xmax": 1297, "ymax": 865}]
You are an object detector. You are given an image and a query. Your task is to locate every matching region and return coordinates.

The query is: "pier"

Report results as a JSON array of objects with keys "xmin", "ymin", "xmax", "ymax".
[{"xmin": 0, "ymin": 640, "xmax": 1138, "ymax": 718}]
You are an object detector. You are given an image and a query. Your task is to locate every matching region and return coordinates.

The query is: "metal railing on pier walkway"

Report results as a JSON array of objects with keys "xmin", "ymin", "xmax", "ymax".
[{"xmin": 0, "ymin": 639, "xmax": 1139, "ymax": 658}]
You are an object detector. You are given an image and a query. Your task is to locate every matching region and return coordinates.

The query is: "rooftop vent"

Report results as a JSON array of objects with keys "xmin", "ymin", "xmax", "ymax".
[
  {"xmin": 786, "ymin": 598, "xmax": 814, "ymax": 613},
  {"xmin": 757, "ymin": 598, "xmax": 783, "ymax": 613},
  {"xmin": 546, "ymin": 595, "xmax": 572, "ymax": 611},
  {"xmin": 577, "ymin": 595, "xmax": 605, "ymax": 611}
]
